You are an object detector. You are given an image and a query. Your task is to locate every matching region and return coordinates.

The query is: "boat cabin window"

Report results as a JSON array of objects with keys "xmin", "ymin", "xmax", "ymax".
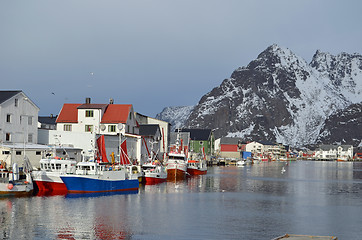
[{"xmin": 56, "ymin": 164, "xmax": 61, "ymax": 170}]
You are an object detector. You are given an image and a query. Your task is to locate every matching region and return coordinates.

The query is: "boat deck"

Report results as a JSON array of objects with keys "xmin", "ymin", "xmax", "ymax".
[{"xmin": 273, "ymin": 234, "xmax": 337, "ymax": 240}]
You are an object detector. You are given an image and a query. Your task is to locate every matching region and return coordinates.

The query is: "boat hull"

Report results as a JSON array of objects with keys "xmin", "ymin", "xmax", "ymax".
[
  {"xmin": 167, "ymin": 168, "xmax": 186, "ymax": 181},
  {"xmin": 32, "ymin": 171, "xmax": 68, "ymax": 194},
  {"xmin": 0, "ymin": 182, "xmax": 33, "ymax": 196},
  {"xmin": 34, "ymin": 181, "xmax": 67, "ymax": 194},
  {"xmin": 187, "ymin": 167, "xmax": 207, "ymax": 175},
  {"xmin": 60, "ymin": 175, "xmax": 139, "ymax": 193},
  {"xmin": 143, "ymin": 176, "xmax": 167, "ymax": 185}
]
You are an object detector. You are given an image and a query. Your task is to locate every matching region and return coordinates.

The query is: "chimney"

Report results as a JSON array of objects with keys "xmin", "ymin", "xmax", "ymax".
[
  {"xmin": 86, "ymin": 97, "xmax": 91, "ymax": 104},
  {"xmin": 109, "ymin": 98, "xmax": 114, "ymax": 104}
]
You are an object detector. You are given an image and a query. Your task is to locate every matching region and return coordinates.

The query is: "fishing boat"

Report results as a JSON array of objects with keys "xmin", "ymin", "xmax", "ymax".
[
  {"xmin": 141, "ymin": 140, "xmax": 167, "ymax": 185},
  {"xmin": 187, "ymin": 159, "xmax": 207, "ymax": 175},
  {"xmin": 32, "ymin": 155, "xmax": 76, "ymax": 194},
  {"xmin": 0, "ymin": 156, "xmax": 33, "ymax": 196},
  {"xmin": 166, "ymin": 130, "xmax": 188, "ymax": 180},
  {"xmin": 142, "ymin": 161, "xmax": 167, "ymax": 185},
  {"xmin": 187, "ymin": 147, "xmax": 207, "ymax": 175},
  {"xmin": 60, "ymin": 135, "xmax": 139, "ymax": 193},
  {"xmin": 60, "ymin": 161, "xmax": 139, "ymax": 193},
  {"xmin": 166, "ymin": 150, "xmax": 188, "ymax": 180}
]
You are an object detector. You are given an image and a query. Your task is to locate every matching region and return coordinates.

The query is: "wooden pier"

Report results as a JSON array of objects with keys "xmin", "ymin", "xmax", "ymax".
[{"xmin": 273, "ymin": 234, "xmax": 337, "ymax": 240}]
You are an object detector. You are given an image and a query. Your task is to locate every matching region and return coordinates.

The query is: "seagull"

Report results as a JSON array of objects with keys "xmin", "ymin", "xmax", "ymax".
[{"xmin": 281, "ymin": 167, "xmax": 286, "ymax": 173}]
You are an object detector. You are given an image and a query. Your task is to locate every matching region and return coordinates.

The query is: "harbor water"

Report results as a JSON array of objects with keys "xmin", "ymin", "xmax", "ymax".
[{"xmin": 1, "ymin": 161, "xmax": 362, "ymax": 239}]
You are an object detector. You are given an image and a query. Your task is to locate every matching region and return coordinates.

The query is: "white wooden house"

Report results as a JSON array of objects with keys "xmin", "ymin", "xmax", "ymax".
[{"xmin": 0, "ymin": 90, "xmax": 39, "ymax": 145}]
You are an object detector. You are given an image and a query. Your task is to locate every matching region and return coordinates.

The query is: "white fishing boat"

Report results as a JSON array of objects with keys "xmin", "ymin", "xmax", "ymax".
[
  {"xmin": 32, "ymin": 155, "xmax": 76, "ymax": 194},
  {"xmin": 141, "ymin": 140, "xmax": 167, "ymax": 185}
]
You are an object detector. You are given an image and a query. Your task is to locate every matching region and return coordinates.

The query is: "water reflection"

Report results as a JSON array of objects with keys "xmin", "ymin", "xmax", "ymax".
[{"xmin": 0, "ymin": 161, "xmax": 362, "ymax": 239}]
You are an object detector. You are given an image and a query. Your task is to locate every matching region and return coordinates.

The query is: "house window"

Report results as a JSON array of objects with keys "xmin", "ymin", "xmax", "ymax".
[
  {"xmin": 16, "ymin": 151, "xmax": 22, "ymax": 155},
  {"xmin": 6, "ymin": 114, "xmax": 11, "ymax": 123},
  {"xmin": 64, "ymin": 124, "xmax": 72, "ymax": 131},
  {"xmin": 28, "ymin": 134, "xmax": 33, "ymax": 143},
  {"xmin": 85, "ymin": 125, "xmax": 93, "ymax": 132},
  {"xmin": 15, "ymin": 99, "xmax": 18, "ymax": 107},
  {"xmin": 5, "ymin": 133, "xmax": 11, "ymax": 142},
  {"xmin": 85, "ymin": 110, "xmax": 94, "ymax": 117},
  {"xmin": 28, "ymin": 116, "xmax": 32, "ymax": 125},
  {"xmin": 108, "ymin": 125, "xmax": 116, "ymax": 132}
]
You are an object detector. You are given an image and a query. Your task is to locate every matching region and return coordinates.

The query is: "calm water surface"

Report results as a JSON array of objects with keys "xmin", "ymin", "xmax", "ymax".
[{"xmin": 1, "ymin": 161, "xmax": 362, "ymax": 240}]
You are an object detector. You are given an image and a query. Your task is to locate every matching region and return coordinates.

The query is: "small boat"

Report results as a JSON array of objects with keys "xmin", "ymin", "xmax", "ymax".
[
  {"xmin": 187, "ymin": 147, "xmax": 207, "ymax": 175},
  {"xmin": 142, "ymin": 161, "xmax": 167, "ymax": 185},
  {"xmin": 236, "ymin": 159, "xmax": 246, "ymax": 167},
  {"xmin": 60, "ymin": 161, "xmax": 139, "ymax": 193},
  {"xmin": 187, "ymin": 159, "xmax": 207, "ymax": 175},
  {"xmin": 0, "ymin": 156, "xmax": 33, "ymax": 196},
  {"xmin": 32, "ymin": 156, "xmax": 76, "ymax": 194}
]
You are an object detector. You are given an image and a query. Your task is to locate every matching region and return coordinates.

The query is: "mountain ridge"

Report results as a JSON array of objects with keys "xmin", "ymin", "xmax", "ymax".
[{"xmin": 156, "ymin": 44, "xmax": 362, "ymax": 147}]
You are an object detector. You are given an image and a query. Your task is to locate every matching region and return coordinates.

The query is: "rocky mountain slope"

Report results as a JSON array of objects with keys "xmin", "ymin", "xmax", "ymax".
[
  {"xmin": 155, "ymin": 106, "xmax": 194, "ymax": 131},
  {"xmin": 157, "ymin": 44, "xmax": 362, "ymax": 147}
]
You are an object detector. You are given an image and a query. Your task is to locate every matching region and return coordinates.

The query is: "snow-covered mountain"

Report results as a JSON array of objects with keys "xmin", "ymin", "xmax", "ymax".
[
  {"xmin": 157, "ymin": 44, "xmax": 362, "ymax": 147},
  {"xmin": 155, "ymin": 106, "xmax": 194, "ymax": 131}
]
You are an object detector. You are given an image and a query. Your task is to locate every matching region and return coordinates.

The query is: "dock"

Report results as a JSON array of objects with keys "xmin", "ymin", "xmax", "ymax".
[{"xmin": 272, "ymin": 234, "xmax": 337, "ymax": 240}]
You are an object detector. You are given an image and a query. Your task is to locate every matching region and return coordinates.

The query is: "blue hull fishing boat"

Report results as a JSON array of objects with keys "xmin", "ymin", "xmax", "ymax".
[{"xmin": 60, "ymin": 162, "xmax": 139, "ymax": 193}]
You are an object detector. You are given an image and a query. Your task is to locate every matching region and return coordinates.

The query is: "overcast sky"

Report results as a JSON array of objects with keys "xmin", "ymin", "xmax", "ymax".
[{"xmin": 1, "ymin": 0, "xmax": 361, "ymax": 117}]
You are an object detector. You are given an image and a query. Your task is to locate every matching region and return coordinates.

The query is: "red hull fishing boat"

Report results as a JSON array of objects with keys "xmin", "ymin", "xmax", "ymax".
[
  {"xmin": 166, "ymin": 131, "xmax": 188, "ymax": 181},
  {"xmin": 187, "ymin": 147, "xmax": 207, "ymax": 175}
]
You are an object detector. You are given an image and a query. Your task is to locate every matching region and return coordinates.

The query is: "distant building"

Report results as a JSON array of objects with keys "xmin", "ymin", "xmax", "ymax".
[
  {"xmin": 135, "ymin": 112, "xmax": 170, "ymax": 159},
  {"xmin": 214, "ymin": 137, "xmax": 244, "ymax": 159},
  {"xmin": 38, "ymin": 114, "xmax": 57, "ymax": 130},
  {"xmin": 178, "ymin": 128, "xmax": 214, "ymax": 160},
  {"xmin": 245, "ymin": 141, "xmax": 264, "ymax": 155},
  {"xmin": 314, "ymin": 145, "xmax": 354, "ymax": 160}
]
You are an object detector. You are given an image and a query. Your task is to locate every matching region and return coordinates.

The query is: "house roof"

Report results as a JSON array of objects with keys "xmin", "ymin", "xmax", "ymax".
[
  {"xmin": 139, "ymin": 124, "xmax": 160, "ymax": 137},
  {"xmin": 318, "ymin": 144, "xmax": 353, "ymax": 151},
  {"xmin": 220, "ymin": 137, "xmax": 244, "ymax": 145},
  {"xmin": 100, "ymin": 104, "xmax": 132, "ymax": 124},
  {"xmin": 77, "ymin": 103, "xmax": 108, "ymax": 110},
  {"xmin": 179, "ymin": 128, "xmax": 212, "ymax": 141},
  {"xmin": 38, "ymin": 115, "xmax": 58, "ymax": 125},
  {"xmin": 0, "ymin": 90, "xmax": 21, "ymax": 104},
  {"xmin": 56, "ymin": 104, "xmax": 82, "ymax": 123}
]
